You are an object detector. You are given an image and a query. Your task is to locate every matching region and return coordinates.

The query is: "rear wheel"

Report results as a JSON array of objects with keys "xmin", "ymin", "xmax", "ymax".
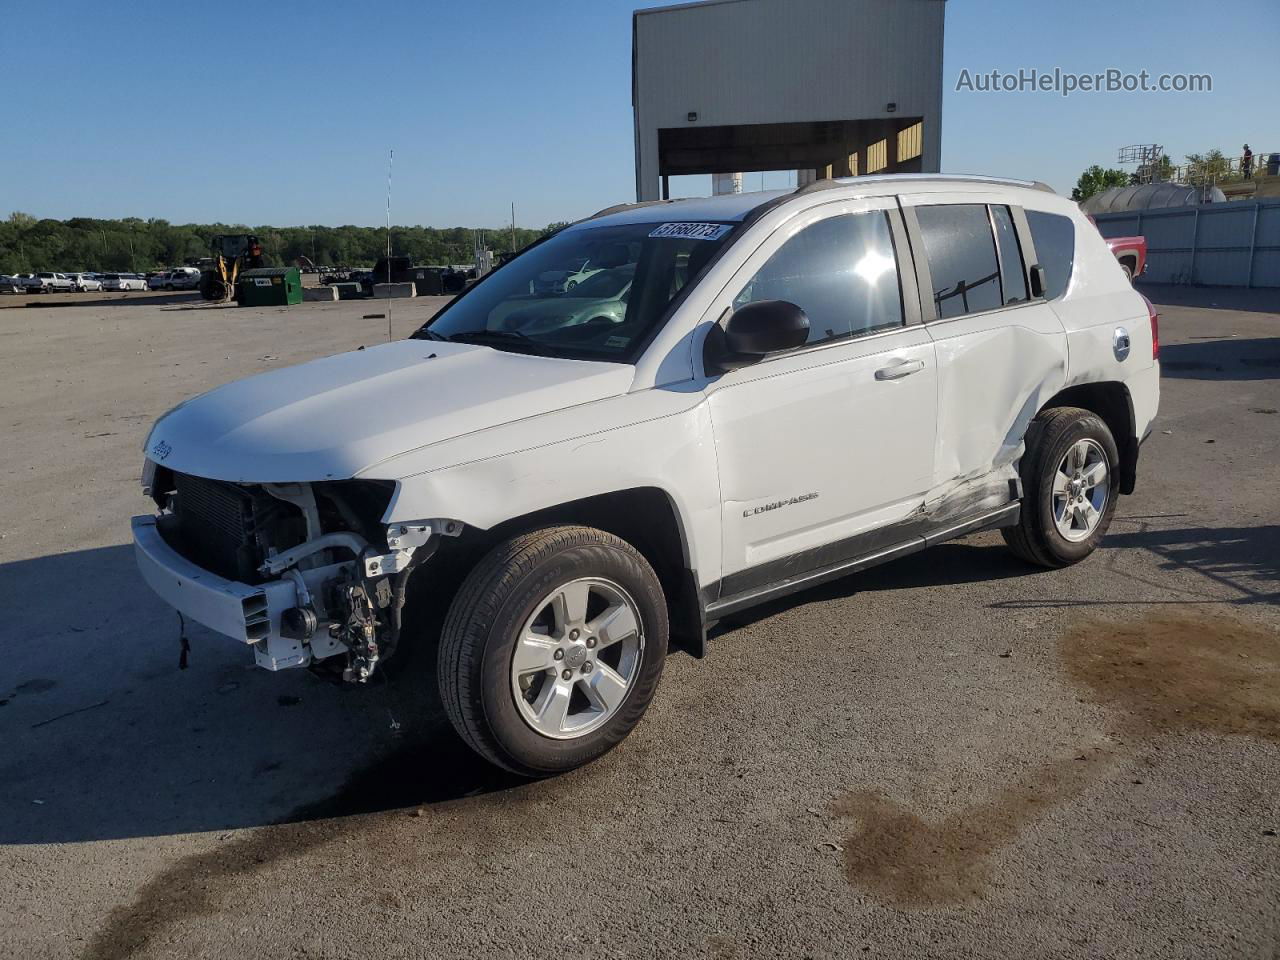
[
  {"xmin": 438, "ymin": 525, "xmax": 668, "ymax": 776},
  {"xmin": 1003, "ymin": 406, "xmax": 1119, "ymax": 568}
]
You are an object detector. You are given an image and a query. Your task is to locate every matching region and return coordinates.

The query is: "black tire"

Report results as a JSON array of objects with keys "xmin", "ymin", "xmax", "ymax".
[
  {"xmin": 1003, "ymin": 406, "xmax": 1120, "ymax": 568},
  {"xmin": 438, "ymin": 525, "xmax": 668, "ymax": 777}
]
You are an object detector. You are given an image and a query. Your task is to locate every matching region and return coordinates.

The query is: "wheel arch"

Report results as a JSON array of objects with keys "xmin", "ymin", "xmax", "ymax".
[
  {"xmin": 1040, "ymin": 381, "xmax": 1137, "ymax": 494},
  {"xmin": 424, "ymin": 487, "xmax": 706, "ymax": 659}
]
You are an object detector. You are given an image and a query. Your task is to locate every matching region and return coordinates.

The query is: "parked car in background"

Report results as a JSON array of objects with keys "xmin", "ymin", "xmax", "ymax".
[
  {"xmin": 29, "ymin": 272, "xmax": 74, "ymax": 292},
  {"xmin": 1104, "ymin": 236, "xmax": 1147, "ymax": 282},
  {"xmin": 0, "ymin": 274, "xmax": 24, "ymax": 293},
  {"xmin": 101, "ymin": 273, "xmax": 147, "ymax": 291},
  {"xmin": 1085, "ymin": 215, "xmax": 1147, "ymax": 283},
  {"xmin": 493, "ymin": 264, "xmax": 634, "ymax": 335},
  {"xmin": 530, "ymin": 257, "xmax": 603, "ymax": 295},
  {"xmin": 65, "ymin": 272, "xmax": 104, "ymax": 292},
  {"xmin": 165, "ymin": 267, "xmax": 201, "ymax": 290},
  {"xmin": 144, "ymin": 271, "xmax": 169, "ymax": 290},
  {"xmin": 11, "ymin": 273, "xmax": 36, "ymax": 291}
]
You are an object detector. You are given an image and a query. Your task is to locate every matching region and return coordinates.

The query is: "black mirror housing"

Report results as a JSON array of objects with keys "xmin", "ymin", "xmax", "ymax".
[
  {"xmin": 724, "ymin": 299, "xmax": 809, "ymax": 358},
  {"xmin": 704, "ymin": 300, "xmax": 810, "ymax": 374}
]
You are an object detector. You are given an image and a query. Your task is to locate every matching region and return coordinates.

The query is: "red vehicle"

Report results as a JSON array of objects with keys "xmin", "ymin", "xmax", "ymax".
[
  {"xmin": 1105, "ymin": 235, "xmax": 1147, "ymax": 282},
  {"xmin": 1086, "ymin": 215, "xmax": 1146, "ymax": 282}
]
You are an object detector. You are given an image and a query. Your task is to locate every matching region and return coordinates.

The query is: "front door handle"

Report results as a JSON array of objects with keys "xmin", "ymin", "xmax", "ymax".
[{"xmin": 875, "ymin": 358, "xmax": 926, "ymax": 381}]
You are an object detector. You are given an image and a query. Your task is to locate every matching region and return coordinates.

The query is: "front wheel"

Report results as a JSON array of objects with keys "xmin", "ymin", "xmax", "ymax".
[
  {"xmin": 438, "ymin": 525, "xmax": 668, "ymax": 776},
  {"xmin": 1003, "ymin": 406, "xmax": 1119, "ymax": 567}
]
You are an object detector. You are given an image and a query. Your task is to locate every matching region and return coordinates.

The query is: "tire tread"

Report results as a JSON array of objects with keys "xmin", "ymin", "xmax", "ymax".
[
  {"xmin": 1003, "ymin": 405, "xmax": 1115, "ymax": 568},
  {"xmin": 438, "ymin": 525, "xmax": 663, "ymax": 775}
]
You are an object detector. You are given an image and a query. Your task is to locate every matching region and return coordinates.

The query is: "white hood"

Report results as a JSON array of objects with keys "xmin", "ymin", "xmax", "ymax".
[{"xmin": 145, "ymin": 340, "xmax": 635, "ymax": 483}]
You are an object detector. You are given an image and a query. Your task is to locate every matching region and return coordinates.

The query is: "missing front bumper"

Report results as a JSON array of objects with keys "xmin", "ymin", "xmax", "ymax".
[{"xmin": 131, "ymin": 515, "xmax": 347, "ymax": 670}]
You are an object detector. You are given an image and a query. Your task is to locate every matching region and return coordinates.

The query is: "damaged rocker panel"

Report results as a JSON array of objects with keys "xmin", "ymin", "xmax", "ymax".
[{"xmin": 705, "ymin": 497, "xmax": 1020, "ymax": 619}]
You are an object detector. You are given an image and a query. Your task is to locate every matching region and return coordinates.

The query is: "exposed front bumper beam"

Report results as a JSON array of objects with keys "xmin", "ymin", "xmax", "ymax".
[{"xmin": 131, "ymin": 514, "xmax": 344, "ymax": 670}]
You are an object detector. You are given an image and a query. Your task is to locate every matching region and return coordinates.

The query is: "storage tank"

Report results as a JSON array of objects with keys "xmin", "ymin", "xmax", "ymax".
[{"xmin": 1081, "ymin": 181, "xmax": 1227, "ymax": 215}]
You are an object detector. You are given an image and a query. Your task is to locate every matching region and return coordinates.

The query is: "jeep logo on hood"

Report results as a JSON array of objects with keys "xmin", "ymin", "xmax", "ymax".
[{"xmin": 151, "ymin": 439, "xmax": 172, "ymax": 461}]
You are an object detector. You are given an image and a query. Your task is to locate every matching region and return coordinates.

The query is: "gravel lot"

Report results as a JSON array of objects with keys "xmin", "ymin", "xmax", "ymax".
[{"xmin": 1, "ymin": 285, "xmax": 1277, "ymax": 959}]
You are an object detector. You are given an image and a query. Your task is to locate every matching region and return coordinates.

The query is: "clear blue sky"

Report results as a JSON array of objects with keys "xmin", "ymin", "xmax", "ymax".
[{"xmin": 1, "ymin": 0, "xmax": 1275, "ymax": 229}]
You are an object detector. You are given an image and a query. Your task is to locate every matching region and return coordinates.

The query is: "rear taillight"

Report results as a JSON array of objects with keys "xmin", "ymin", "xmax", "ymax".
[{"xmin": 1139, "ymin": 294, "xmax": 1159, "ymax": 360}]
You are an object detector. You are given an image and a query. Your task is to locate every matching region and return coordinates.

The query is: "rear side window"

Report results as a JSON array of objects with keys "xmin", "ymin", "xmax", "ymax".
[
  {"xmin": 915, "ymin": 204, "xmax": 1002, "ymax": 319},
  {"xmin": 990, "ymin": 205, "xmax": 1028, "ymax": 304},
  {"xmin": 733, "ymin": 211, "xmax": 904, "ymax": 346},
  {"xmin": 1026, "ymin": 211, "xmax": 1075, "ymax": 300}
]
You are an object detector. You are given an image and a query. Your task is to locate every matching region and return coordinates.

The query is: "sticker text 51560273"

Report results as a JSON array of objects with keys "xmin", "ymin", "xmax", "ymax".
[{"xmin": 649, "ymin": 222, "xmax": 733, "ymax": 241}]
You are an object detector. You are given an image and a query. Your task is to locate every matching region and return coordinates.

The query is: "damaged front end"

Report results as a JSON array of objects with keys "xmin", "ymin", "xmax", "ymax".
[{"xmin": 132, "ymin": 462, "xmax": 456, "ymax": 682}]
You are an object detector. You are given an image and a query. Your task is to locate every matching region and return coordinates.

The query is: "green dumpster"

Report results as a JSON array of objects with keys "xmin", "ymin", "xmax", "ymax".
[{"xmin": 237, "ymin": 267, "xmax": 303, "ymax": 307}]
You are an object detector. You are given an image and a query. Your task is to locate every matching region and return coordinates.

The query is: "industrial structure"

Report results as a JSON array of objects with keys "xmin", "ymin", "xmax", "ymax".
[{"xmin": 632, "ymin": 0, "xmax": 945, "ymax": 201}]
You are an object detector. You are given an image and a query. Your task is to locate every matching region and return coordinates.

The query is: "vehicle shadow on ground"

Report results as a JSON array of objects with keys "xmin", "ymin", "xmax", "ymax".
[
  {"xmin": 0, "ymin": 544, "xmax": 522, "ymax": 845},
  {"xmin": 708, "ymin": 521, "xmax": 1280, "ymax": 636},
  {"xmin": 989, "ymin": 522, "xmax": 1280, "ymax": 610},
  {"xmin": 708, "ymin": 539, "xmax": 1042, "ymax": 639},
  {"xmin": 1103, "ymin": 522, "xmax": 1278, "ymax": 599},
  {"xmin": 6, "ymin": 523, "xmax": 1273, "ymax": 844},
  {"xmin": 1160, "ymin": 338, "xmax": 1280, "ymax": 381}
]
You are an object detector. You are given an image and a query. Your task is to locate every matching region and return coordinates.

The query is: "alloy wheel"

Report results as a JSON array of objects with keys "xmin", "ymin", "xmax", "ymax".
[
  {"xmin": 510, "ymin": 577, "xmax": 644, "ymax": 739},
  {"xmin": 1052, "ymin": 438, "xmax": 1109, "ymax": 542}
]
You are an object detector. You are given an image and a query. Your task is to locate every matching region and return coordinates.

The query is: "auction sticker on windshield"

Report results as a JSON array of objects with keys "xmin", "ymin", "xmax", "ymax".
[{"xmin": 649, "ymin": 222, "xmax": 733, "ymax": 241}]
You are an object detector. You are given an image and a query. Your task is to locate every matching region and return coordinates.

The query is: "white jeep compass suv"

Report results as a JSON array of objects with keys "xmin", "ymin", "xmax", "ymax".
[{"xmin": 133, "ymin": 174, "xmax": 1160, "ymax": 775}]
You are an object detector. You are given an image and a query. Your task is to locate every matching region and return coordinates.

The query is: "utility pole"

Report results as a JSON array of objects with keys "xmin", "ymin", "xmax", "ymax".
[
  {"xmin": 385, "ymin": 148, "xmax": 394, "ymax": 343},
  {"xmin": 511, "ymin": 203, "xmax": 517, "ymax": 254}
]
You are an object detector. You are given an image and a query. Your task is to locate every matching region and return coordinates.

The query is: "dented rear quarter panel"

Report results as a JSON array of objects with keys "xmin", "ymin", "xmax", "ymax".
[{"xmin": 924, "ymin": 303, "xmax": 1067, "ymax": 487}]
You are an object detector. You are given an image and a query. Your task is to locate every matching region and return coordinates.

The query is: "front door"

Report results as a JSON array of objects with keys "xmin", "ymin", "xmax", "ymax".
[{"xmin": 703, "ymin": 200, "xmax": 938, "ymax": 598}]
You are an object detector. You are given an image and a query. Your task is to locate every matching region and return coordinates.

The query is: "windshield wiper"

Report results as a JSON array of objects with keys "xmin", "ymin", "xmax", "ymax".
[
  {"xmin": 413, "ymin": 327, "xmax": 450, "ymax": 342},
  {"xmin": 447, "ymin": 329, "xmax": 537, "ymax": 345}
]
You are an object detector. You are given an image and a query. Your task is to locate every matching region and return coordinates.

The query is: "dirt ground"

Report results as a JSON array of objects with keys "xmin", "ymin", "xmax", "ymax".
[{"xmin": 0, "ymin": 285, "xmax": 1277, "ymax": 959}]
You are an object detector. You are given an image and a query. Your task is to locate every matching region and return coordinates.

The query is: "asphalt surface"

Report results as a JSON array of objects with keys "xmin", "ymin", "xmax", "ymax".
[{"xmin": 0, "ymin": 285, "xmax": 1277, "ymax": 959}]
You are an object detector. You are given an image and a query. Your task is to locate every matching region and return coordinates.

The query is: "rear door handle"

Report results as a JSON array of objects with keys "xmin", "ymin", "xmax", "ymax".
[{"xmin": 875, "ymin": 358, "xmax": 926, "ymax": 381}]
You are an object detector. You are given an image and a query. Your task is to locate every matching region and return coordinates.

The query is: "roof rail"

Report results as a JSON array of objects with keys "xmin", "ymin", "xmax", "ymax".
[
  {"xmin": 583, "ymin": 198, "xmax": 675, "ymax": 221},
  {"xmin": 794, "ymin": 173, "xmax": 1056, "ymax": 195}
]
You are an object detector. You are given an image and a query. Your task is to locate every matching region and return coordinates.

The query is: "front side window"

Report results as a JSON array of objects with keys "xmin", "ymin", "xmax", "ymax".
[
  {"xmin": 916, "ymin": 204, "xmax": 1003, "ymax": 319},
  {"xmin": 418, "ymin": 220, "xmax": 735, "ymax": 361},
  {"xmin": 732, "ymin": 211, "xmax": 904, "ymax": 346},
  {"xmin": 1026, "ymin": 210, "xmax": 1075, "ymax": 300}
]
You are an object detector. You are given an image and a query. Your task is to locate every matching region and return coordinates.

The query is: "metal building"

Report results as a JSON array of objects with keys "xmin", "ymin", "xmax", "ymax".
[{"xmin": 632, "ymin": 0, "xmax": 946, "ymax": 202}]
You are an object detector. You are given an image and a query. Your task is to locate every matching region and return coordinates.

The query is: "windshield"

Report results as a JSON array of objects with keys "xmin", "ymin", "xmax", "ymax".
[{"xmin": 416, "ymin": 220, "xmax": 736, "ymax": 361}]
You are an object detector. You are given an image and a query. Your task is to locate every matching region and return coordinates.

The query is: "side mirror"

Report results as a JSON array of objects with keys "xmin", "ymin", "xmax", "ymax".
[
  {"xmin": 1029, "ymin": 264, "xmax": 1048, "ymax": 298},
  {"xmin": 709, "ymin": 300, "xmax": 809, "ymax": 371}
]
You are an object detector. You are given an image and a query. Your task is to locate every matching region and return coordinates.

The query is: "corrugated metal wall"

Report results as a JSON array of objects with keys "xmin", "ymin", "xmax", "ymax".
[{"xmin": 1093, "ymin": 199, "xmax": 1280, "ymax": 288}]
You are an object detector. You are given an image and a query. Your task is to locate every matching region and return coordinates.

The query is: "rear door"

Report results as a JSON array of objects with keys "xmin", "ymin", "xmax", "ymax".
[
  {"xmin": 702, "ymin": 198, "xmax": 938, "ymax": 598},
  {"xmin": 899, "ymin": 194, "xmax": 1067, "ymax": 492}
]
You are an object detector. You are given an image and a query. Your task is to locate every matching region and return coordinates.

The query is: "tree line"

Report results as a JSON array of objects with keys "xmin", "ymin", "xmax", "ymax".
[{"xmin": 0, "ymin": 212, "xmax": 556, "ymax": 274}]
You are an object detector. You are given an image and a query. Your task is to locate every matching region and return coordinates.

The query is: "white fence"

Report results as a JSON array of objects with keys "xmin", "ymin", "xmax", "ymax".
[{"xmin": 1092, "ymin": 198, "xmax": 1280, "ymax": 288}]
